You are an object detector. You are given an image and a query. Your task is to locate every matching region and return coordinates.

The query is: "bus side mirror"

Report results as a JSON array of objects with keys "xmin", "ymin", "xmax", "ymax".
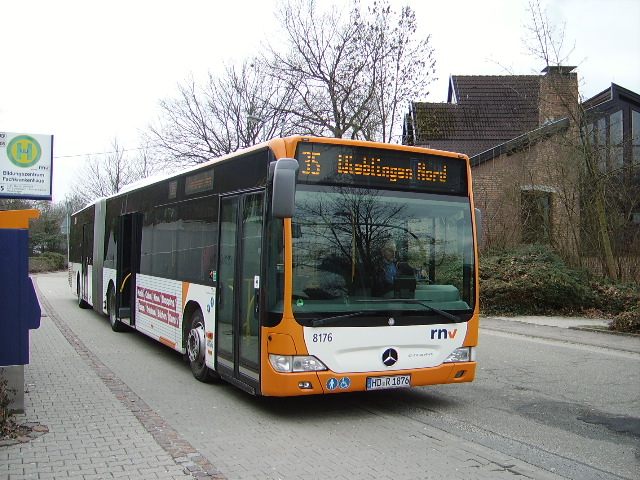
[
  {"xmin": 271, "ymin": 158, "xmax": 299, "ymax": 218},
  {"xmin": 474, "ymin": 208, "xmax": 482, "ymax": 247}
]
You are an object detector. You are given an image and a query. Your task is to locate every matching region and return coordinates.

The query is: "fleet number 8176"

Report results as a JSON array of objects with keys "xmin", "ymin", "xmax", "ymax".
[{"xmin": 312, "ymin": 333, "xmax": 333, "ymax": 342}]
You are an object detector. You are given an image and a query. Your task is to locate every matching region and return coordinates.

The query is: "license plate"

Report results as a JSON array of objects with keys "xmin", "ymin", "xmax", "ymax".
[{"xmin": 366, "ymin": 374, "xmax": 411, "ymax": 390}]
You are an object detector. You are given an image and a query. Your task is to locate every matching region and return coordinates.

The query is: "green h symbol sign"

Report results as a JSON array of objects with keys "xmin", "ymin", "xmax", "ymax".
[
  {"xmin": 7, "ymin": 135, "xmax": 42, "ymax": 168},
  {"xmin": 16, "ymin": 141, "xmax": 33, "ymax": 162}
]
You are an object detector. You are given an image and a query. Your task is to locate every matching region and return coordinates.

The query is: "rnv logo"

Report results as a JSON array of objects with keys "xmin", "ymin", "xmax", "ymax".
[{"xmin": 430, "ymin": 328, "xmax": 458, "ymax": 339}]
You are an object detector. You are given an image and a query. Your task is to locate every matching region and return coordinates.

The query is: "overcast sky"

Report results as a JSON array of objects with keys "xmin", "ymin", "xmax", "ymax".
[{"xmin": 2, "ymin": 0, "xmax": 639, "ymax": 203}]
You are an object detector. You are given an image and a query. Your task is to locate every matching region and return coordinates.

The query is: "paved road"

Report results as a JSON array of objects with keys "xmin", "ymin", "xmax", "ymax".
[
  {"xmin": 3, "ymin": 271, "xmax": 639, "ymax": 479},
  {"xmin": 365, "ymin": 324, "xmax": 640, "ymax": 480}
]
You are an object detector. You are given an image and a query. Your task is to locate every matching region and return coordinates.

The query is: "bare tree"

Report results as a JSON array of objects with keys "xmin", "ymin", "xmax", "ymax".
[
  {"xmin": 0, "ymin": 198, "xmax": 32, "ymax": 211},
  {"xmin": 145, "ymin": 60, "xmax": 296, "ymax": 168},
  {"xmin": 70, "ymin": 138, "xmax": 158, "ymax": 204},
  {"xmin": 522, "ymin": 0, "xmax": 574, "ymax": 67},
  {"xmin": 263, "ymin": 0, "xmax": 371, "ymax": 138},
  {"xmin": 143, "ymin": 0, "xmax": 435, "ymax": 168},
  {"xmin": 365, "ymin": 2, "xmax": 436, "ymax": 142},
  {"xmin": 521, "ymin": 0, "xmax": 639, "ymax": 281},
  {"xmin": 220, "ymin": 61, "xmax": 298, "ymax": 147},
  {"xmin": 265, "ymin": 0, "xmax": 435, "ymax": 142}
]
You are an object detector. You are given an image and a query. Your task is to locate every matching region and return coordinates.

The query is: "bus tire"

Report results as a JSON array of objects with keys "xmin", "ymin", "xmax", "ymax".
[
  {"xmin": 108, "ymin": 287, "xmax": 128, "ymax": 332},
  {"xmin": 78, "ymin": 295, "xmax": 91, "ymax": 309},
  {"xmin": 186, "ymin": 309, "xmax": 219, "ymax": 382},
  {"xmin": 77, "ymin": 276, "xmax": 90, "ymax": 309}
]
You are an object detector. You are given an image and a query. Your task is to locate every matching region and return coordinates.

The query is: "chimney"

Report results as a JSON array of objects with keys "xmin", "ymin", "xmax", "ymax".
[{"xmin": 539, "ymin": 65, "xmax": 579, "ymax": 125}]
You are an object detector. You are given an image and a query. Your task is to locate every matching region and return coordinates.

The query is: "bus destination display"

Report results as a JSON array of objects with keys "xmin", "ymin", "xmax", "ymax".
[
  {"xmin": 296, "ymin": 143, "xmax": 467, "ymax": 193},
  {"xmin": 185, "ymin": 169, "xmax": 214, "ymax": 196}
]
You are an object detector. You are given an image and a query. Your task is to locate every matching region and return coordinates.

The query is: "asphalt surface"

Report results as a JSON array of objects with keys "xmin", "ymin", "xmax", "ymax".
[{"xmin": 1, "ymin": 272, "xmax": 637, "ymax": 479}]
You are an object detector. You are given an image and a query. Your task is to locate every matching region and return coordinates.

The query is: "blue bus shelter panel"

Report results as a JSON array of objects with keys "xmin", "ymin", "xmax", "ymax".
[{"xmin": 0, "ymin": 228, "xmax": 41, "ymax": 366}]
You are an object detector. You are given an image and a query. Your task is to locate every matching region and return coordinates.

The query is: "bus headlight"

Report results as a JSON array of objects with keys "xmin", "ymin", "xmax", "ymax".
[
  {"xmin": 443, "ymin": 347, "xmax": 476, "ymax": 363},
  {"xmin": 269, "ymin": 354, "xmax": 328, "ymax": 373}
]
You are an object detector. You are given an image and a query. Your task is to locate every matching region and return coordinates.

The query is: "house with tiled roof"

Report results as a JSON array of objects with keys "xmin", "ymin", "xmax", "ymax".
[
  {"xmin": 403, "ymin": 67, "xmax": 640, "ymax": 281},
  {"xmin": 403, "ymin": 67, "xmax": 577, "ymax": 156}
]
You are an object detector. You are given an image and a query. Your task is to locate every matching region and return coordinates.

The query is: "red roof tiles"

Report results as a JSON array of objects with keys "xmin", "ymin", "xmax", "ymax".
[{"xmin": 407, "ymin": 75, "xmax": 543, "ymax": 157}]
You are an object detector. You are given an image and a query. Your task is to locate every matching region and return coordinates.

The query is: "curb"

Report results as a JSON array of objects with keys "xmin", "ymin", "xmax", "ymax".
[{"xmin": 569, "ymin": 326, "xmax": 640, "ymax": 337}]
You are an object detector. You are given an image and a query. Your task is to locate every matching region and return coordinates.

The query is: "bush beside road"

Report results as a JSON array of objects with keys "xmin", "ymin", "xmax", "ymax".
[{"xmin": 480, "ymin": 245, "xmax": 640, "ymax": 334}]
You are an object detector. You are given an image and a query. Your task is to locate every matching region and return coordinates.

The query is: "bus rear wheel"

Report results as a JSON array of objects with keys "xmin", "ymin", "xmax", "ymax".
[
  {"xmin": 77, "ymin": 275, "xmax": 90, "ymax": 309},
  {"xmin": 186, "ymin": 309, "xmax": 219, "ymax": 382},
  {"xmin": 108, "ymin": 287, "xmax": 128, "ymax": 332}
]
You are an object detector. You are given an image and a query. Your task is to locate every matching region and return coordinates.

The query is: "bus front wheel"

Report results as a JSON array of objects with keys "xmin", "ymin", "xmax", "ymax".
[{"xmin": 186, "ymin": 309, "xmax": 219, "ymax": 382}]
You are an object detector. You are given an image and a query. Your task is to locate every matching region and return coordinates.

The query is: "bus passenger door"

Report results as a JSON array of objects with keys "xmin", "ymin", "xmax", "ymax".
[
  {"xmin": 79, "ymin": 223, "xmax": 92, "ymax": 306},
  {"xmin": 216, "ymin": 192, "xmax": 264, "ymax": 393},
  {"xmin": 116, "ymin": 212, "xmax": 143, "ymax": 324}
]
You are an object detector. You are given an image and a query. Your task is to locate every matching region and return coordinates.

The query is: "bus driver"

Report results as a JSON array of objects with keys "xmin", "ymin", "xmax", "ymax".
[{"xmin": 372, "ymin": 240, "xmax": 417, "ymax": 298}]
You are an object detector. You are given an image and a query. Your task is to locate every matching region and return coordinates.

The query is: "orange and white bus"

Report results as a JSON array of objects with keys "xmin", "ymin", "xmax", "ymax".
[{"xmin": 69, "ymin": 136, "xmax": 480, "ymax": 396}]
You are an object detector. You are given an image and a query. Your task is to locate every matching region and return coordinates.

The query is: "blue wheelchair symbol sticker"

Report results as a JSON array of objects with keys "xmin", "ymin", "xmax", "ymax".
[{"xmin": 339, "ymin": 377, "xmax": 351, "ymax": 389}]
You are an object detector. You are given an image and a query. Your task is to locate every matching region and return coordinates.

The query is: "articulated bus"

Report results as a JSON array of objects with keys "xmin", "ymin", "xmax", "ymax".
[{"xmin": 69, "ymin": 136, "xmax": 480, "ymax": 396}]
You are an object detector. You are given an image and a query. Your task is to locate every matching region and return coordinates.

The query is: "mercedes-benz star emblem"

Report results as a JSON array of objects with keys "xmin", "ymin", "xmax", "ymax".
[{"xmin": 382, "ymin": 348, "xmax": 398, "ymax": 367}]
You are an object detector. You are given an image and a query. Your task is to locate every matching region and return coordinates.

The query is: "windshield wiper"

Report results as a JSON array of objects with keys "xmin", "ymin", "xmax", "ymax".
[
  {"xmin": 357, "ymin": 299, "xmax": 460, "ymax": 322},
  {"xmin": 310, "ymin": 310, "xmax": 387, "ymax": 327},
  {"xmin": 309, "ymin": 300, "xmax": 460, "ymax": 327}
]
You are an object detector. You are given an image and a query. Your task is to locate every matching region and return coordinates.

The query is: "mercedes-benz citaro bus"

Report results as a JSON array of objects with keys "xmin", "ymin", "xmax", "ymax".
[{"xmin": 69, "ymin": 136, "xmax": 480, "ymax": 396}]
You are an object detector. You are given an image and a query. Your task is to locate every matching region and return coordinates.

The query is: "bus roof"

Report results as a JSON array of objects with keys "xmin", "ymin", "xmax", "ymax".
[{"xmin": 73, "ymin": 136, "xmax": 469, "ymax": 211}]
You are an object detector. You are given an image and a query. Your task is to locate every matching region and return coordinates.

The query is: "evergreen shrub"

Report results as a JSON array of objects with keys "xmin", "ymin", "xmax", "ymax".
[
  {"xmin": 480, "ymin": 245, "xmax": 640, "ymax": 334},
  {"xmin": 29, "ymin": 252, "xmax": 66, "ymax": 273},
  {"xmin": 480, "ymin": 245, "xmax": 596, "ymax": 315}
]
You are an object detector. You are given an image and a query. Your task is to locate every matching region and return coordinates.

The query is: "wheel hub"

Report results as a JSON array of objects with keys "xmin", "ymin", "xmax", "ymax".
[{"xmin": 187, "ymin": 325, "xmax": 206, "ymax": 363}]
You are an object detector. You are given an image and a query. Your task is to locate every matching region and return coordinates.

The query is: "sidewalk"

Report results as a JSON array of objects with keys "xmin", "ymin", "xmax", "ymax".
[
  {"xmin": 1, "ymin": 280, "xmax": 225, "ymax": 480},
  {"xmin": 481, "ymin": 314, "xmax": 640, "ymax": 354},
  {"xmin": 488, "ymin": 315, "xmax": 611, "ymax": 330}
]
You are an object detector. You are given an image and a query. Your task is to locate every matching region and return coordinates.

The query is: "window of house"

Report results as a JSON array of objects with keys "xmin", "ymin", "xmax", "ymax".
[
  {"xmin": 610, "ymin": 110, "xmax": 624, "ymax": 169},
  {"xmin": 632, "ymin": 110, "xmax": 640, "ymax": 166},
  {"xmin": 591, "ymin": 111, "xmax": 626, "ymax": 172},
  {"xmin": 521, "ymin": 189, "xmax": 553, "ymax": 244},
  {"xmin": 596, "ymin": 117, "xmax": 607, "ymax": 172}
]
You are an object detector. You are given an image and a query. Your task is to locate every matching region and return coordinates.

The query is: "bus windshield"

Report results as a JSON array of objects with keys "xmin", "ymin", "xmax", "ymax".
[{"xmin": 289, "ymin": 185, "xmax": 475, "ymax": 325}]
